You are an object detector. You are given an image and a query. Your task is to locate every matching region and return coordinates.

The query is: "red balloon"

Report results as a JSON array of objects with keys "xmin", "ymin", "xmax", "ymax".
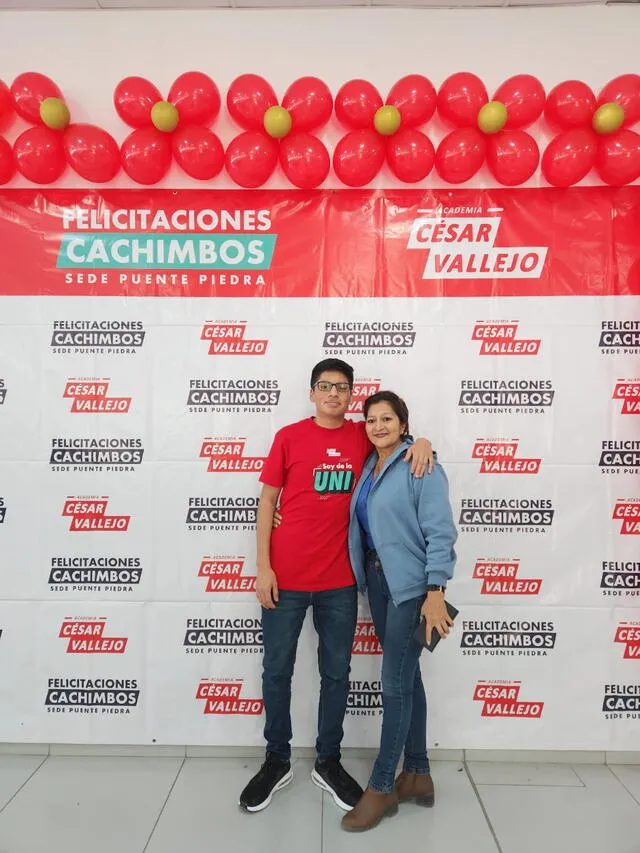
[
  {"xmin": 595, "ymin": 129, "xmax": 640, "ymax": 186},
  {"xmin": 545, "ymin": 80, "xmax": 595, "ymax": 131},
  {"xmin": 494, "ymin": 75, "xmax": 545, "ymax": 130},
  {"xmin": 14, "ymin": 126, "xmax": 66, "ymax": 183},
  {"xmin": 114, "ymin": 77, "xmax": 161, "ymax": 128},
  {"xmin": 0, "ymin": 137, "xmax": 14, "ymax": 184},
  {"xmin": 282, "ymin": 77, "xmax": 333, "ymax": 133},
  {"xmin": 486, "ymin": 130, "xmax": 539, "ymax": 186},
  {"xmin": 0, "ymin": 80, "xmax": 14, "ymax": 133},
  {"xmin": 280, "ymin": 133, "xmax": 330, "ymax": 189},
  {"xmin": 333, "ymin": 130, "xmax": 385, "ymax": 187},
  {"xmin": 227, "ymin": 75, "xmax": 278, "ymax": 132},
  {"xmin": 121, "ymin": 128, "xmax": 172, "ymax": 184},
  {"xmin": 334, "ymin": 80, "xmax": 383, "ymax": 130},
  {"xmin": 11, "ymin": 72, "xmax": 63, "ymax": 124},
  {"xmin": 64, "ymin": 124, "xmax": 120, "ymax": 183},
  {"xmin": 437, "ymin": 73, "xmax": 488, "ymax": 128},
  {"xmin": 435, "ymin": 128, "xmax": 486, "ymax": 184},
  {"xmin": 541, "ymin": 129, "xmax": 597, "ymax": 187},
  {"xmin": 173, "ymin": 126, "xmax": 224, "ymax": 180},
  {"xmin": 387, "ymin": 129, "xmax": 435, "ymax": 183},
  {"xmin": 387, "ymin": 75, "xmax": 437, "ymax": 129},
  {"xmin": 168, "ymin": 71, "xmax": 220, "ymax": 127},
  {"xmin": 226, "ymin": 131, "xmax": 278, "ymax": 188},
  {"xmin": 598, "ymin": 74, "xmax": 640, "ymax": 128}
]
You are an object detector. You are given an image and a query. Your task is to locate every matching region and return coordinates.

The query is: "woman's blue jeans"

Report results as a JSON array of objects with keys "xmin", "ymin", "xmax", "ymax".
[{"xmin": 366, "ymin": 550, "xmax": 430, "ymax": 793}]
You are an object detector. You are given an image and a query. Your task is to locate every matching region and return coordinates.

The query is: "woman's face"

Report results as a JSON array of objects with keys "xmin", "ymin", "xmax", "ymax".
[{"xmin": 365, "ymin": 401, "xmax": 406, "ymax": 452}]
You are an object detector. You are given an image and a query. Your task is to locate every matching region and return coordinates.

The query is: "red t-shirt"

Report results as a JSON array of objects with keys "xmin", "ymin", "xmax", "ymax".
[{"xmin": 260, "ymin": 417, "xmax": 372, "ymax": 591}]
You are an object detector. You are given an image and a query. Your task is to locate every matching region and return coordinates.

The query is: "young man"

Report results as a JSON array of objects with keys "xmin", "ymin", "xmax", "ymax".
[{"xmin": 239, "ymin": 359, "xmax": 433, "ymax": 813}]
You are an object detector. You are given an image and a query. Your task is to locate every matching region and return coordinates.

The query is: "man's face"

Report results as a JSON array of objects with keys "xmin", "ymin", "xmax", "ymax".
[{"xmin": 310, "ymin": 371, "xmax": 352, "ymax": 419}]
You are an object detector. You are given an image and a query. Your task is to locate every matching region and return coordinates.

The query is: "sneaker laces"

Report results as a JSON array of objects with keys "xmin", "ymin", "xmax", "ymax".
[
  {"xmin": 321, "ymin": 757, "xmax": 353, "ymax": 785},
  {"xmin": 256, "ymin": 754, "xmax": 287, "ymax": 779}
]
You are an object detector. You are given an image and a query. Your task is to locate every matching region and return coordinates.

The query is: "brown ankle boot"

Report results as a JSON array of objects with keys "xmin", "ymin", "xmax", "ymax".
[
  {"xmin": 395, "ymin": 771, "xmax": 435, "ymax": 806},
  {"xmin": 341, "ymin": 787, "xmax": 399, "ymax": 832}
]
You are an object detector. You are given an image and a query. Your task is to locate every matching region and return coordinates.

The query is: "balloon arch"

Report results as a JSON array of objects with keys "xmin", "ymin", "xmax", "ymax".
[{"xmin": 1, "ymin": 71, "xmax": 640, "ymax": 188}]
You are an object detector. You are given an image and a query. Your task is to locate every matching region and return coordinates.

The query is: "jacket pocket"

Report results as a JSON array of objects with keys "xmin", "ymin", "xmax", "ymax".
[{"xmin": 376, "ymin": 541, "xmax": 427, "ymax": 593}]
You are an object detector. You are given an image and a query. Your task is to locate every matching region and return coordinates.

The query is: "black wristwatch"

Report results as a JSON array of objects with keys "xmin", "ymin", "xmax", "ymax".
[{"xmin": 426, "ymin": 584, "xmax": 446, "ymax": 593}]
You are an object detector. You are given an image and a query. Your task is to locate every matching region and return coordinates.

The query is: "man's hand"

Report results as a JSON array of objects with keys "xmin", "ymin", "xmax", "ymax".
[
  {"xmin": 256, "ymin": 566, "xmax": 279, "ymax": 609},
  {"xmin": 404, "ymin": 437, "xmax": 434, "ymax": 477},
  {"xmin": 421, "ymin": 590, "xmax": 453, "ymax": 644}
]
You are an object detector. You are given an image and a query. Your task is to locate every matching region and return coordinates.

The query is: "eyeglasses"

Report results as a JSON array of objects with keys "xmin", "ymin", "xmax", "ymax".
[{"xmin": 313, "ymin": 381, "xmax": 351, "ymax": 394}]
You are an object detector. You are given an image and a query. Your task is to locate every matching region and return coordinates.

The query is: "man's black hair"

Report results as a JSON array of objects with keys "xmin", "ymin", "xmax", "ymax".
[{"xmin": 310, "ymin": 359, "xmax": 354, "ymax": 389}]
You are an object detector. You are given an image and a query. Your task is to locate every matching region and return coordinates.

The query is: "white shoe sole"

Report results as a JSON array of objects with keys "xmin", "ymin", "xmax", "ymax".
[
  {"xmin": 311, "ymin": 768, "xmax": 354, "ymax": 812},
  {"xmin": 240, "ymin": 769, "xmax": 293, "ymax": 813}
]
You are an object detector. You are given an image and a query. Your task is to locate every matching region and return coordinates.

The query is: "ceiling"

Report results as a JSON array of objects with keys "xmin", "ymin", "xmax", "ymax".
[{"xmin": 0, "ymin": 0, "xmax": 636, "ymax": 10}]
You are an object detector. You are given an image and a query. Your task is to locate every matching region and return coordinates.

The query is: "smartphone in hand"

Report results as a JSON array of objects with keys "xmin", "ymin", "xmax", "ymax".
[{"xmin": 413, "ymin": 602, "xmax": 459, "ymax": 652}]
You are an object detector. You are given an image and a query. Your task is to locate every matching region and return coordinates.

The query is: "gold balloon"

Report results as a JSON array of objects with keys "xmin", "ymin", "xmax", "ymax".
[
  {"xmin": 40, "ymin": 97, "xmax": 70, "ymax": 130},
  {"xmin": 151, "ymin": 101, "xmax": 179, "ymax": 133},
  {"xmin": 477, "ymin": 101, "xmax": 508, "ymax": 134},
  {"xmin": 592, "ymin": 102, "xmax": 624, "ymax": 135},
  {"xmin": 374, "ymin": 105, "xmax": 401, "ymax": 136},
  {"xmin": 263, "ymin": 106, "xmax": 292, "ymax": 139}
]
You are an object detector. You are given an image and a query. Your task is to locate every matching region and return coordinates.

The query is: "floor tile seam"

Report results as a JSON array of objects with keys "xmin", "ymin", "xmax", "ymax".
[
  {"xmin": 463, "ymin": 759, "xmax": 505, "ymax": 853},
  {"xmin": 142, "ymin": 756, "xmax": 186, "ymax": 853},
  {"xmin": 471, "ymin": 762, "xmax": 584, "ymax": 789},
  {"xmin": 475, "ymin": 781, "xmax": 585, "ymax": 789},
  {"xmin": 0, "ymin": 755, "xmax": 48, "ymax": 817},
  {"xmin": 604, "ymin": 765, "xmax": 640, "ymax": 809}
]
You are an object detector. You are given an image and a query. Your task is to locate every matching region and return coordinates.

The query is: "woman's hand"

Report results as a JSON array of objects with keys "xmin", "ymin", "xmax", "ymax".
[
  {"xmin": 272, "ymin": 510, "xmax": 282, "ymax": 529},
  {"xmin": 421, "ymin": 591, "xmax": 453, "ymax": 643},
  {"xmin": 404, "ymin": 438, "xmax": 434, "ymax": 477}
]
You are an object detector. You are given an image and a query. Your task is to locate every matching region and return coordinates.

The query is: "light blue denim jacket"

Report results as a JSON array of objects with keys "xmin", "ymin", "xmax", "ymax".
[{"xmin": 348, "ymin": 441, "xmax": 457, "ymax": 605}]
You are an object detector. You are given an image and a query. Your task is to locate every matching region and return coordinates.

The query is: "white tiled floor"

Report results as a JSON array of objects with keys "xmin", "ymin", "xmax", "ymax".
[{"xmin": 0, "ymin": 755, "xmax": 639, "ymax": 853}]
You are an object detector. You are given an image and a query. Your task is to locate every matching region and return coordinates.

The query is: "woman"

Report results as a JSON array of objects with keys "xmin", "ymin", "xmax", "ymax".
[{"xmin": 342, "ymin": 390, "xmax": 457, "ymax": 833}]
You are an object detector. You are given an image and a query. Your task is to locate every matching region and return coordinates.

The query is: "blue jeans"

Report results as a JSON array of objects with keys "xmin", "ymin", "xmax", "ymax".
[
  {"xmin": 366, "ymin": 550, "xmax": 430, "ymax": 793},
  {"xmin": 261, "ymin": 584, "xmax": 357, "ymax": 761}
]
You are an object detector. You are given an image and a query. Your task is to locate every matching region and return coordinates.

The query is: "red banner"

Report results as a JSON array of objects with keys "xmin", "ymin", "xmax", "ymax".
[{"xmin": 0, "ymin": 187, "xmax": 639, "ymax": 298}]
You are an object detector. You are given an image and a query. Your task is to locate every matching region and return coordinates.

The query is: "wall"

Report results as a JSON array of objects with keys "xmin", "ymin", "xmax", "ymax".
[
  {"xmin": 0, "ymin": 4, "xmax": 639, "ymax": 189},
  {"xmin": 0, "ymin": 5, "xmax": 638, "ymax": 750}
]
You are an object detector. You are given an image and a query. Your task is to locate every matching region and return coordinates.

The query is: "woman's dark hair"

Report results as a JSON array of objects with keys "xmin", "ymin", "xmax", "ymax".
[{"xmin": 363, "ymin": 391, "xmax": 410, "ymax": 436}]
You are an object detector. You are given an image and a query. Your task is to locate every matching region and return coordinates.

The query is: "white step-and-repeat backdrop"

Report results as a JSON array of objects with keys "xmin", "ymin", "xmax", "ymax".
[{"xmin": 0, "ymin": 186, "xmax": 638, "ymax": 749}]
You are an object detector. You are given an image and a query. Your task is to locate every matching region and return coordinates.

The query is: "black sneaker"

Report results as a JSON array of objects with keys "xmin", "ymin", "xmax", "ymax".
[
  {"xmin": 239, "ymin": 753, "xmax": 293, "ymax": 812},
  {"xmin": 311, "ymin": 756, "xmax": 363, "ymax": 811}
]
